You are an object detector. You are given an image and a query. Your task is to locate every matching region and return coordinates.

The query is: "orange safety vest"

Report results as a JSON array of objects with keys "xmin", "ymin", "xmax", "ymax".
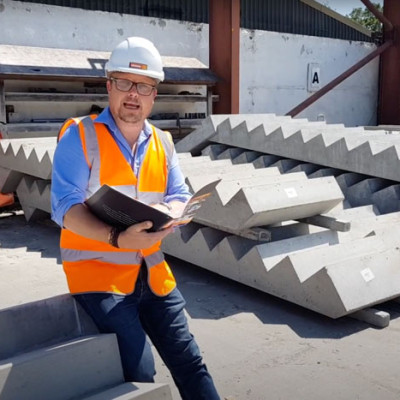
[{"xmin": 57, "ymin": 115, "xmax": 176, "ymax": 297}]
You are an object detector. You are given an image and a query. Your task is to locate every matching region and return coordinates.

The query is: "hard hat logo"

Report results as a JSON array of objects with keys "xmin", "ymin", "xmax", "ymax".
[
  {"xmin": 105, "ymin": 36, "xmax": 165, "ymax": 82},
  {"xmin": 129, "ymin": 62, "xmax": 148, "ymax": 70}
]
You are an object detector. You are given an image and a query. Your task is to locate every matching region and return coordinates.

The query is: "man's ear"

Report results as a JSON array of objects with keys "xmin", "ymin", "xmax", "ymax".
[{"xmin": 106, "ymin": 80, "xmax": 112, "ymax": 93}]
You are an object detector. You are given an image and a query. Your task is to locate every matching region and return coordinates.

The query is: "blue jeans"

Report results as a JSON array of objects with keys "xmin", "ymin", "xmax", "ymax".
[{"xmin": 74, "ymin": 265, "xmax": 220, "ymax": 400}]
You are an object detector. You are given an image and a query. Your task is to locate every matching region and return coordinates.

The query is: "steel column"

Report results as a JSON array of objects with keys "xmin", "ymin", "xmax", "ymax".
[
  {"xmin": 379, "ymin": 0, "xmax": 400, "ymax": 124},
  {"xmin": 209, "ymin": 0, "xmax": 240, "ymax": 114}
]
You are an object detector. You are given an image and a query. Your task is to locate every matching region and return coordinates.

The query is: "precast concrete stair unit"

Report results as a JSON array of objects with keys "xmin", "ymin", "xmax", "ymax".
[
  {"xmin": 176, "ymin": 114, "xmax": 400, "ymax": 181},
  {"xmin": 169, "ymin": 115, "xmax": 400, "ymax": 319},
  {"xmin": 184, "ymin": 170, "xmax": 343, "ymax": 233},
  {"xmin": 162, "ymin": 220, "xmax": 400, "ymax": 318},
  {"xmin": 2, "ymin": 114, "xmax": 400, "ymax": 321},
  {"xmin": 0, "ymin": 295, "xmax": 172, "ymax": 400},
  {"xmin": 201, "ymin": 143, "xmax": 400, "ymax": 214},
  {"xmin": 0, "ymin": 137, "xmax": 55, "ymax": 179}
]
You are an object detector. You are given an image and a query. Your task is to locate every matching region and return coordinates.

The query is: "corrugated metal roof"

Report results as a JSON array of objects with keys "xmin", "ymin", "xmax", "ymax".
[{"xmin": 18, "ymin": 0, "xmax": 373, "ymax": 42}]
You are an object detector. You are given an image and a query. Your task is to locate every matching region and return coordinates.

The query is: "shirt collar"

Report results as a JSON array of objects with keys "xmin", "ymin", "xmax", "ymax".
[{"xmin": 94, "ymin": 107, "xmax": 153, "ymax": 139}]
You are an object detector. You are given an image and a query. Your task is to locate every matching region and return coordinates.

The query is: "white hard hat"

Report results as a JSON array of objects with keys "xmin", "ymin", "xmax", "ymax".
[{"xmin": 105, "ymin": 37, "xmax": 164, "ymax": 82}]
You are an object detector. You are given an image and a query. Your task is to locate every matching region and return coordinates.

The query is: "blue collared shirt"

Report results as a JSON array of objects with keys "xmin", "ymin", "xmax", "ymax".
[{"xmin": 51, "ymin": 107, "xmax": 192, "ymax": 227}]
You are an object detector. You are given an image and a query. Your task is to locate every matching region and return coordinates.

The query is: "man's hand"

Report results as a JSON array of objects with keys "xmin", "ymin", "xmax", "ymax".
[
  {"xmin": 63, "ymin": 203, "xmax": 173, "ymax": 249},
  {"xmin": 118, "ymin": 221, "xmax": 173, "ymax": 249},
  {"xmin": 151, "ymin": 200, "xmax": 187, "ymax": 219}
]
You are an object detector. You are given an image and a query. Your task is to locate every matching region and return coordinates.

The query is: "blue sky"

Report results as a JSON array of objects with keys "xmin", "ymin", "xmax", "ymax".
[{"xmin": 317, "ymin": 0, "xmax": 383, "ymax": 16}]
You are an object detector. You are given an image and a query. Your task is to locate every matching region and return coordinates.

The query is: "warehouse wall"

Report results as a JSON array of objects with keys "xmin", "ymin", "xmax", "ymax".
[{"xmin": 0, "ymin": 0, "xmax": 379, "ymax": 126}]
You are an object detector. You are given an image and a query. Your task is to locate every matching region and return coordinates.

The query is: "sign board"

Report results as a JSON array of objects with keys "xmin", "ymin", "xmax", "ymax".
[{"xmin": 308, "ymin": 63, "xmax": 321, "ymax": 92}]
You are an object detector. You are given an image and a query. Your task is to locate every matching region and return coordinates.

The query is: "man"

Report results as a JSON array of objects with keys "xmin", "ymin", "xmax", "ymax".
[{"xmin": 51, "ymin": 37, "xmax": 220, "ymax": 400}]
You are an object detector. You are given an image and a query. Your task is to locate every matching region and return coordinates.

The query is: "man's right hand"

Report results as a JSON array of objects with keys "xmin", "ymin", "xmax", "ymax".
[{"xmin": 117, "ymin": 221, "xmax": 173, "ymax": 249}]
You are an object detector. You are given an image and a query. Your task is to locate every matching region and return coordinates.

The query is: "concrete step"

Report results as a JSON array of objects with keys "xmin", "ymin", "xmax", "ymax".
[
  {"xmin": 201, "ymin": 143, "xmax": 230, "ymax": 159},
  {"xmin": 0, "ymin": 294, "xmax": 97, "ymax": 360},
  {"xmin": 180, "ymin": 157, "xmax": 257, "ymax": 176},
  {"xmin": 0, "ymin": 137, "xmax": 56, "ymax": 179},
  {"xmin": 175, "ymin": 114, "xmax": 290, "ymax": 155},
  {"xmin": 16, "ymin": 176, "xmax": 51, "ymax": 220},
  {"xmin": 162, "ymin": 220, "xmax": 400, "ymax": 318},
  {"xmin": 372, "ymin": 184, "xmax": 400, "ymax": 214},
  {"xmin": 230, "ymin": 150, "xmax": 263, "ymax": 164},
  {"xmin": 186, "ymin": 165, "xmax": 282, "ymax": 184},
  {"xmin": 187, "ymin": 175, "xmax": 344, "ymax": 230},
  {"xmin": 0, "ymin": 334, "xmax": 123, "ymax": 400},
  {"xmin": 344, "ymin": 177, "xmax": 390, "ymax": 208},
  {"xmin": 188, "ymin": 115, "xmax": 400, "ymax": 182},
  {"xmin": 186, "ymin": 170, "xmax": 306, "ymax": 200},
  {"xmin": 0, "ymin": 166, "xmax": 24, "ymax": 193},
  {"xmin": 81, "ymin": 382, "xmax": 172, "ymax": 400}
]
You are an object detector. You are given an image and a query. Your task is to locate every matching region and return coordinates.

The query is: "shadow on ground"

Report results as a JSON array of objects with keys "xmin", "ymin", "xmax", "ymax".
[{"xmin": 0, "ymin": 213, "xmax": 61, "ymax": 263}]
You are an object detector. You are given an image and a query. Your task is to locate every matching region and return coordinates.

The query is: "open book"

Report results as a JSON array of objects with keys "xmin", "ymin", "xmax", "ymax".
[{"xmin": 85, "ymin": 180, "xmax": 220, "ymax": 232}]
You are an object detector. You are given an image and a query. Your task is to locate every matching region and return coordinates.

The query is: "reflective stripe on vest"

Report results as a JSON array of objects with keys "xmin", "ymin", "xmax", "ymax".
[{"xmin": 59, "ymin": 116, "xmax": 176, "ymax": 296}]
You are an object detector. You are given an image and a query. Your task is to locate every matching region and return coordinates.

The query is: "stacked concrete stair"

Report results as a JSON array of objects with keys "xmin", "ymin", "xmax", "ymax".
[
  {"xmin": 2, "ymin": 113, "xmax": 400, "ymax": 321},
  {"xmin": 176, "ymin": 114, "xmax": 400, "ymax": 181},
  {"xmin": 162, "ymin": 212, "xmax": 400, "ymax": 318},
  {"xmin": 200, "ymin": 142, "xmax": 400, "ymax": 214},
  {"xmin": 0, "ymin": 295, "xmax": 172, "ymax": 400},
  {"xmin": 168, "ymin": 115, "xmax": 400, "ymax": 318},
  {"xmin": 184, "ymin": 169, "xmax": 343, "ymax": 233}
]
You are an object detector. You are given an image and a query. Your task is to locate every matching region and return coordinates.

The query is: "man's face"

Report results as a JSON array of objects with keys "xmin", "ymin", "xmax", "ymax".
[{"xmin": 107, "ymin": 72, "xmax": 157, "ymax": 126}]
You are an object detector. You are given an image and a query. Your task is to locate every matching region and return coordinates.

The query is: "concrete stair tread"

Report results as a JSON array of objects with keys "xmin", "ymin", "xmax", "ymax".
[
  {"xmin": 0, "ymin": 294, "xmax": 97, "ymax": 360},
  {"xmin": 81, "ymin": 382, "xmax": 172, "ymax": 400},
  {"xmin": 200, "ymin": 115, "xmax": 400, "ymax": 182},
  {"xmin": 0, "ymin": 334, "xmax": 123, "ymax": 400}
]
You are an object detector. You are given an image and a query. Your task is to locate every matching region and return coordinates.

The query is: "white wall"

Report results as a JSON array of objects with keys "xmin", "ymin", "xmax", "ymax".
[
  {"xmin": 0, "ymin": 0, "xmax": 379, "ymax": 126},
  {"xmin": 241, "ymin": 29, "xmax": 379, "ymax": 126},
  {"xmin": 0, "ymin": 0, "xmax": 209, "ymax": 61}
]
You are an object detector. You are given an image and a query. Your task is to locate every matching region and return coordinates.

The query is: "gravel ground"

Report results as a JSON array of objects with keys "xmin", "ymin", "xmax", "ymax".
[{"xmin": 1, "ymin": 212, "xmax": 400, "ymax": 400}]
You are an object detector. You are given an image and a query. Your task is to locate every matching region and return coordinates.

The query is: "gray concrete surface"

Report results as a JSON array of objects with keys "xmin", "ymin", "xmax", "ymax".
[
  {"xmin": 187, "ymin": 115, "xmax": 400, "ymax": 182},
  {"xmin": 0, "ymin": 137, "xmax": 55, "ymax": 179},
  {"xmin": 81, "ymin": 382, "xmax": 173, "ymax": 400},
  {"xmin": 0, "ymin": 335, "xmax": 123, "ymax": 400},
  {"xmin": 1, "ymin": 212, "xmax": 400, "ymax": 400}
]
